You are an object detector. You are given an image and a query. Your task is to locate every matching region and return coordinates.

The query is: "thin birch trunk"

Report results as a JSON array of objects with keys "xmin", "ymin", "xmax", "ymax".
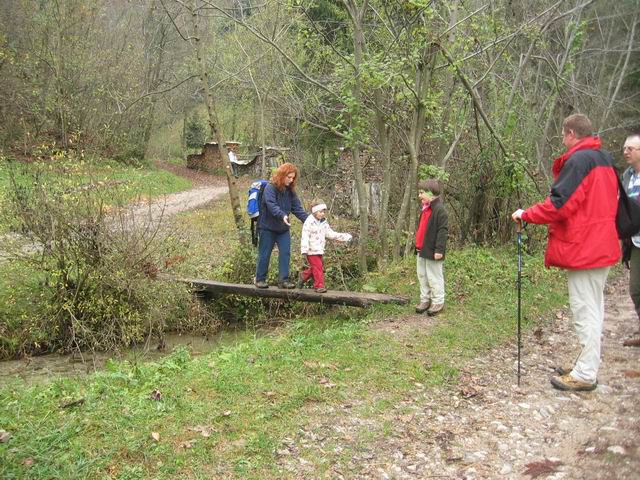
[
  {"xmin": 192, "ymin": 5, "xmax": 247, "ymax": 245},
  {"xmin": 600, "ymin": 14, "xmax": 637, "ymax": 127},
  {"xmin": 343, "ymin": 0, "xmax": 370, "ymax": 274}
]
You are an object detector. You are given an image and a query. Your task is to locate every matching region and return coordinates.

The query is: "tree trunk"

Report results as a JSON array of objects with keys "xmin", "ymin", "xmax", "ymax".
[
  {"xmin": 392, "ymin": 167, "xmax": 412, "ymax": 261},
  {"xmin": 535, "ymin": 4, "xmax": 584, "ymax": 175},
  {"xmin": 600, "ymin": 13, "xmax": 637, "ymax": 127},
  {"xmin": 192, "ymin": 5, "xmax": 247, "ymax": 245},
  {"xmin": 373, "ymin": 89, "xmax": 392, "ymax": 262},
  {"xmin": 53, "ymin": 0, "xmax": 68, "ymax": 150},
  {"xmin": 344, "ymin": 0, "xmax": 370, "ymax": 274}
]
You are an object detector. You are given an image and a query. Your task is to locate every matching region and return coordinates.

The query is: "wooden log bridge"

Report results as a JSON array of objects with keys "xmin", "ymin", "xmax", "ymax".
[{"xmin": 179, "ymin": 278, "xmax": 408, "ymax": 308}]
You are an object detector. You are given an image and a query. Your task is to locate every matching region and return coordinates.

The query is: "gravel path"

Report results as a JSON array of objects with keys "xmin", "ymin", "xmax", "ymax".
[
  {"xmin": 128, "ymin": 185, "xmax": 228, "ymax": 223},
  {"xmin": 131, "ymin": 163, "xmax": 229, "ymax": 221},
  {"xmin": 276, "ymin": 273, "xmax": 640, "ymax": 479}
]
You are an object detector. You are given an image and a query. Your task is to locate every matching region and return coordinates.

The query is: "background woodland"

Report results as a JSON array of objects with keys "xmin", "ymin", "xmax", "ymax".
[{"xmin": 1, "ymin": 0, "xmax": 638, "ymax": 266}]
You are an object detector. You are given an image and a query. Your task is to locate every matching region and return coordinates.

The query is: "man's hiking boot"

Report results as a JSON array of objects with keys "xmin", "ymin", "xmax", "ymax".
[
  {"xmin": 315, "ymin": 287, "xmax": 327, "ymax": 293},
  {"xmin": 623, "ymin": 337, "xmax": 640, "ymax": 347},
  {"xmin": 550, "ymin": 374, "xmax": 597, "ymax": 392},
  {"xmin": 278, "ymin": 280, "xmax": 296, "ymax": 289},
  {"xmin": 554, "ymin": 365, "xmax": 573, "ymax": 376},
  {"xmin": 427, "ymin": 303, "xmax": 444, "ymax": 316},
  {"xmin": 415, "ymin": 301, "xmax": 431, "ymax": 314},
  {"xmin": 254, "ymin": 280, "xmax": 269, "ymax": 289}
]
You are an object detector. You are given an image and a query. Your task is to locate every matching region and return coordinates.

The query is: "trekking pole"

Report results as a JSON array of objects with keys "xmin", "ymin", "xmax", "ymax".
[{"xmin": 516, "ymin": 220, "xmax": 525, "ymax": 386}]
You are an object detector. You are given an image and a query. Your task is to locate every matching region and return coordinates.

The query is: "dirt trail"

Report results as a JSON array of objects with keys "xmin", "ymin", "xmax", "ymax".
[
  {"xmin": 277, "ymin": 273, "xmax": 640, "ymax": 479},
  {"xmin": 128, "ymin": 184, "xmax": 227, "ymax": 223},
  {"xmin": 131, "ymin": 163, "xmax": 228, "ymax": 221}
]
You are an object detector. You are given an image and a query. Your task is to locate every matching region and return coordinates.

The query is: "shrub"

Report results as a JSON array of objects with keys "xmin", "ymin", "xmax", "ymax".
[{"xmin": 2, "ymin": 163, "xmax": 196, "ymax": 356}]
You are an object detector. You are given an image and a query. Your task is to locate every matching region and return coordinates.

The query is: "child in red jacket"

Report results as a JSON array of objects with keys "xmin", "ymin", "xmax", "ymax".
[{"xmin": 415, "ymin": 179, "xmax": 448, "ymax": 315}]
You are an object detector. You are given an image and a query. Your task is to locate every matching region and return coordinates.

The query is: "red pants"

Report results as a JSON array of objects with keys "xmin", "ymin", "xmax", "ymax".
[{"xmin": 302, "ymin": 255, "xmax": 324, "ymax": 289}]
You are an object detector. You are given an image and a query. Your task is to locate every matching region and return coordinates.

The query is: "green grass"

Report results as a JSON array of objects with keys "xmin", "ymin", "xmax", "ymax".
[
  {"xmin": 163, "ymin": 197, "xmax": 241, "ymax": 278},
  {"xmin": 0, "ymin": 156, "xmax": 570, "ymax": 477},
  {"xmin": 0, "ymin": 245, "xmax": 567, "ymax": 479}
]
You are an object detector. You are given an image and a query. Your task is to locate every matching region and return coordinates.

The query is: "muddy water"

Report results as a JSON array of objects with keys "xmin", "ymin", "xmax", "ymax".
[{"xmin": 0, "ymin": 329, "xmax": 248, "ymax": 385}]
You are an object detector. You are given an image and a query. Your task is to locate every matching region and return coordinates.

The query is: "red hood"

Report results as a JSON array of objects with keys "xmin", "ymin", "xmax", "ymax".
[{"xmin": 552, "ymin": 136, "xmax": 601, "ymax": 178}]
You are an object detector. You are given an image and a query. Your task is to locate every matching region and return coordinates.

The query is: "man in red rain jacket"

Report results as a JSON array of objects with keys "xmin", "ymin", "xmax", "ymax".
[{"xmin": 512, "ymin": 114, "xmax": 620, "ymax": 392}]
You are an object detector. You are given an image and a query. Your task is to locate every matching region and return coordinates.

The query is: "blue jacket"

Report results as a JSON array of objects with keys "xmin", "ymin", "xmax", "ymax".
[{"xmin": 258, "ymin": 183, "xmax": 308, "ymax": 233}]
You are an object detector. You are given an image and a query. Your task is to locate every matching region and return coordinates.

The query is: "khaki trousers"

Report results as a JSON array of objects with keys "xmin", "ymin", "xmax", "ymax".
[
  {"xmin": 416, "ymin": 255, "xmax": 445, "ymax": 305},
  {"xmin": 567, "ymin": 267, "xmax": 610, "ymax": 384},
  {"xmin": 629, "ymin": 245, "xmax": 640, "ymax": 325}
]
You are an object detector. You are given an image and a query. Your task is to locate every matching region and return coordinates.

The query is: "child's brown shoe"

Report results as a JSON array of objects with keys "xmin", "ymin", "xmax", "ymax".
[
  {"xmin": 427, "ymin": 303, "xmax": 444, "ymax": 316},
  {"xmin": 415, "ymin": 301, "xmax": 431, "ymax": 314}
]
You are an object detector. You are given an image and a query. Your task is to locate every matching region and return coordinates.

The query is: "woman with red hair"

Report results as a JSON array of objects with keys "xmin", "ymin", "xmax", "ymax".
[{"xmin": 255, "ymin": 163, "xmax": 308, "ymax": 289}]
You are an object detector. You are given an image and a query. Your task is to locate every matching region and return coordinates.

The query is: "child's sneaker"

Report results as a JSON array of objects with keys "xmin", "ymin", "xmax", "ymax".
[{"xmin": 315, "ymin": 287, "xmax": 327, "ymax": 293}]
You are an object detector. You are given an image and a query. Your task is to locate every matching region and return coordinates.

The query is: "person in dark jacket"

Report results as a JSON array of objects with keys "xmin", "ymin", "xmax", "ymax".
[
  {"xmin": 414, "ymin": 179, "xmax": 448, "ymax": 316},
  {"xmin": 621, "ymin": 133, "xmax": 640, "ymax": 347},
  {"xmin": 254, "ymin": 163, "xmax": 308, "ymax": 289},
  {"xmin": 512, "ymin": 114, "xmax": 620, "ymax": 392}
]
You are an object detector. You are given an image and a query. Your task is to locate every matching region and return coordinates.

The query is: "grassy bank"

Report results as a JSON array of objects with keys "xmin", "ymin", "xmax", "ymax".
[
  {"xmin": 0, "ymin": 156, "xmax": 193, "ymax": 233},
  {"xmin": 0, "ymin": 246, "xmax": 567, "ymax": 479},
  {"xmin": 0, "ymin": 156, "xmax": 195, "ymax": 358}
]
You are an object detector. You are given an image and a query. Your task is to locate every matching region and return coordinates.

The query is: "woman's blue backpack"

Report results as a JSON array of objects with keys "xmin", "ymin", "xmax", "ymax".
[{"xmin": 247, "ymin": 180, "xmax": 268, "ymax": 246}]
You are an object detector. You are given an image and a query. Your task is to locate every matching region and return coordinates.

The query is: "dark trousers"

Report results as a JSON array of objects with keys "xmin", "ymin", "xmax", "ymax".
[
  {"xmin": 630, "ymin": 245, "xmax": 640, "ymax": 325},
  {"xmin": 301, "ymin": 254, "xmax": 325, "ymax": 289},
  {"xmin": 256, "ymin": 229, "xmax": 291, "ymax": 283}
]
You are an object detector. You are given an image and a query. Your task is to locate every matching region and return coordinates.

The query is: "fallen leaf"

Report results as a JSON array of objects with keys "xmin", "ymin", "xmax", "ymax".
[
  {"xmin": 460, "ymin": 386, "xmax": 479, "ymax": 399},
  {"xmin": 0, "ymin": 430, "xmax": 11, "ymax": 443},
  {"xmin": 23, "ymin": 458, "xmax": 34, "ymax": 467},
  {"xmin": 533, "ymin": 328, "xmax": 544, "ymax": 342},
  {"xmin": 319, "ymin": 363, "xmax": 338, "ymax": 370},
  {"xmin": 623, "ymin": 370, "xmax": 640, "ymax": 378},
  {"xmin": 151, "ymin": 432, "xmax": 160, "ymax": 442},
  {"xmin": 221, "ymin": 410, "xmax": 232, "ymax": 417},
  {"xmin": 60, "ymin": 398, "xmax": 85, "ymax": 409},
  {"xmin": 179, "ymin": 439, "xmax": 196, "ymax": 449},
  {"xmin": 318, "ymin": 377, "xmax": 336, "ymax": 388},
  {"xmin": 523, "ymin": 459, "xmax": 563, "ymax": 478},
  {"xmin": 149, "ymin": 389, "xmax": 162, "ymax": 401},
  {"xmin": 189, "ymin": 425, "xmax": 213, "ymax": 437},
  {"xmin": 263, "ymin": 391, "xmax": 277, "ymax": 399}
]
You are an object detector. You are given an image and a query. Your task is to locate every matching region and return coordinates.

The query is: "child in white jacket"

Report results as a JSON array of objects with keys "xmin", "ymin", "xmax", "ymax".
[{"xmin": 298, "ymin": 199, "xmax": 352, "ymax": 293}]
